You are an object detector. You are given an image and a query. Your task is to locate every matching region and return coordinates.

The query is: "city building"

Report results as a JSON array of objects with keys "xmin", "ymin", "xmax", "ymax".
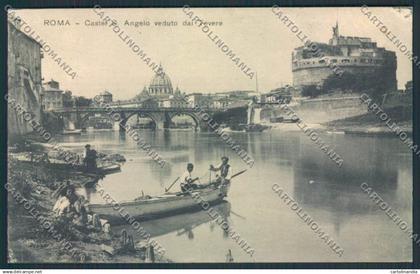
[
  {"xmin": 292, "ymin": 23, "xmax": 397, "ymax": 91},
  {"xmin": 213, "ymin": 97, "xmax": 232, "ymax": 108},
  {"xmin": 42, "ymin": 79, "xmax": 64, "ymax": 111},
  {"xmin": 216, "ymin": 90, "xmax": 252, "ymax": 99},
  {"xmin": 7, "ymin": 20, "xmax": 43, "ymax": 137},
  {"xmin": 97, "ymin": 90, "xmax": 113, "ymax": 103},
  {"xmin": 158, "ymin": 95, "xmax": 189, "ymax": 108},
  {"xmin": 186, "ymin": 93, "xmax": 209, "ymax": 108},
  {"xmin": 260, "ymin": 85, "xmax": 297, "ymax": 104},
  {"xmin": 140, "ymin": 97, "xmax": 159, "ymax": 108}
]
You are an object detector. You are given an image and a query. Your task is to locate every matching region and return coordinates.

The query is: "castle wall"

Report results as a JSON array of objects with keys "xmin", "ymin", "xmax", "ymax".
[
  {"xmin": 271, "ymin": 96, "xmax": 368, "ymax": 124},
  {"xmin": 293, "ymin": 64, "xmax": 396, "ymax": 91},
  {"xmin": 7, "ymin": 22, "xmax": 43, "ymax": 138}
]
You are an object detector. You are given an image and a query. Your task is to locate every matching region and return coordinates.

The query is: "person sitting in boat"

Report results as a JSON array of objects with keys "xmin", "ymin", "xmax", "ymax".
[
  {"xmin": 180, "ymin": 163, "xmax": 200, "ymax": 192},
  {"xmin": 83, "ymin": 144, "xmax": 97, "ymax": 171},
  {"xmin": 210, "ymin": 156, "xmax": 232, "ymax": 185}
]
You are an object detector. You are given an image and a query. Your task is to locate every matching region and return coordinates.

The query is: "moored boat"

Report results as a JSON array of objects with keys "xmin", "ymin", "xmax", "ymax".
[
  {"xmin": 245, "ymin": 123, "xmax": 271, "ymax": 132},
  {"xmin": 87, "ymin": 182, "xmax": 230, "ymax": 223},
  {"xmin": 11, "ymin": 152, "xmax": 121, "ymax": 175},
  {"xmin": 230, "ymin": 123, "xmax": 271, "ymax": 132},
  {"xmin": 61, "ymin": 129, "xmax": 82, "ymax": 135}
]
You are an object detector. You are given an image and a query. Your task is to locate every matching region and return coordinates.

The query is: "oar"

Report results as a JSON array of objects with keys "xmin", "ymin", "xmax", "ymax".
[
  {"xmin": 230, "ymin": 169, "xmax": 247, "ymax": 179},
  {"xmin": 165, "ymin": 177, "xmax": 180, "ymax": 192},
  {"xmin": 230, "ymin": 209, "xmax": 246, "ymax": 220}
]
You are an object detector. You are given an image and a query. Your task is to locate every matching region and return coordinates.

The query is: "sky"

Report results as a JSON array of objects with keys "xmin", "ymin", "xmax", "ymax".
[{"xmin": 12, "ymin": 7, "xmax": 412, "ymax": 100}]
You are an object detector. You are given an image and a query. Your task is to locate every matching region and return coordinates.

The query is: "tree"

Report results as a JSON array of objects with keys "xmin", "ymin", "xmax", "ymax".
[
  {"xmin": 301, "ymin": 85, "xmax": 323, "ymax": 98},
  {"xmin": 74, "ymin": 96, "xmax": 92, "ymax": 107},
  {"xmin": 321, "ymin": 68, "xmax": 392, "ymax": 101}
]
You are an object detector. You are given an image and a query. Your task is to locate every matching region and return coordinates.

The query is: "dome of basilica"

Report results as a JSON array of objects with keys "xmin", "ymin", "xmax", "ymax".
[{"xmin": 148, "ymin": 67, "xmax": 173, "ymax": 96}]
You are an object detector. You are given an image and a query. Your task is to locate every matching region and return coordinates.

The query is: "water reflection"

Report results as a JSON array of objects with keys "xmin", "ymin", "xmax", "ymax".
[{"xmin": 57, "ymin": 129, "xmax": 412, "ymax": 262}]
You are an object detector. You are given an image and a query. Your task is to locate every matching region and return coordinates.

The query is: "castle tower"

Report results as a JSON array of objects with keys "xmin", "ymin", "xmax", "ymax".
[{"xmin": 292, "ymin": 24, "xmax": 397, "ymax": 91}]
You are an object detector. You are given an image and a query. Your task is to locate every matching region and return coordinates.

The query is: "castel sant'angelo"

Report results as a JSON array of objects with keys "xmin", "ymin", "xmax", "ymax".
[{"xmin": 292, "ymin": 23, "xmax": 397, "ymax": 91}]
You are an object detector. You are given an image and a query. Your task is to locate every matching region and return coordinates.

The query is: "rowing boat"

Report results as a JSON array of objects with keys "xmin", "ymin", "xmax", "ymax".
[
  {"xmin": 111, "ymin": 201, "xmax": 231, "ymax": 238},
  {"xmin": 87, "ymin": 182, "xmax": 230, "ymax": 223},
  {"xmin": 11, "ymin": 152, "xmax": 121, "ymax": 175}
]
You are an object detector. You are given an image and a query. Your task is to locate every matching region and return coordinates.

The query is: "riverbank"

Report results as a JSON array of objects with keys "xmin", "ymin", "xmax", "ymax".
[
  {"xmin": 324, "ymin": 107, "xmax": 412, "ymax": 136},
  {"xmin": 7, "ymin": 148, "xmax": 171, "ymax": 263}
]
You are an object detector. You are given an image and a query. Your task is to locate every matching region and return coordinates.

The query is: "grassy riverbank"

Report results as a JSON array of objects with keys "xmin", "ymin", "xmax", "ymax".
[{"xmin": 7, "ymin": 156, "xmax": 170, "ymax": 263}]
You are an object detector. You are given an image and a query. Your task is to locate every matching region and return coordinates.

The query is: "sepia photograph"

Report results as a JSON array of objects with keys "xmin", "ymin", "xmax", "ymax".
[{"xmin": 4, "ymin": 2, "xmax": 416, "ymax": 267}]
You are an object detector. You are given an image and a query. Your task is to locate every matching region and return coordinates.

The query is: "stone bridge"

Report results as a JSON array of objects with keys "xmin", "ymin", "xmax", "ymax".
[{"xmin": 51, "ymin": 105, "xmax": 246, "ymax": 131}]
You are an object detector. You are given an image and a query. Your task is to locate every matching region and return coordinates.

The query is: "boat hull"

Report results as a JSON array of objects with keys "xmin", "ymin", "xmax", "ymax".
[
  {"xmin": 12, "ymin": 153, "xmax": 121, "ymax": 175},
  {"xmin": 87, "ymin": 184, "xmax": 230, "ymax": 223},
  {"xmin": 61, "ymin": 129, "xmax": 82, "ymax": 135}
]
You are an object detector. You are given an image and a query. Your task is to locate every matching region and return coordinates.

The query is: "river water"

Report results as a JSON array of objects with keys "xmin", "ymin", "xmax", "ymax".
[{"xmin": 55, "ymin": 128, "xmax": 412, "ymax": 262}]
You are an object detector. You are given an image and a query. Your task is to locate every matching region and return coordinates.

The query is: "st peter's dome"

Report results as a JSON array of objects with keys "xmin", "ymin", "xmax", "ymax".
[{"xmin": 148, "ymin": 66, "xmax": 173, "ymax": 96}]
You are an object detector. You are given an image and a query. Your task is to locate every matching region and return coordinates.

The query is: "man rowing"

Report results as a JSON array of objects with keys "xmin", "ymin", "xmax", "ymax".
[{"xmin": 210, "ymin": 156, "xmax": 232, "ymax": 185}]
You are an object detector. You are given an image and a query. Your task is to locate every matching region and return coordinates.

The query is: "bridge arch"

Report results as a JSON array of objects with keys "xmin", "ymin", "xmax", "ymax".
[
  {"xmin": 167, "ymin": 111, "xmax": 201, "ymax": 130},
  {"xmin": 121, "ymin": 111, "xmax": 163, "ymax": 130},
  {"xmin": 77, "ymin": 112, "xmax": 117, "ymax": 129}
]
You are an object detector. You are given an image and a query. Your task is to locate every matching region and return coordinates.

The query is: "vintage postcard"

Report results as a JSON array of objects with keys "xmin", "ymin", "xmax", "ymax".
[{"xmin": 5, "ymin": 5, "xmax": 413, "ymax": 264}]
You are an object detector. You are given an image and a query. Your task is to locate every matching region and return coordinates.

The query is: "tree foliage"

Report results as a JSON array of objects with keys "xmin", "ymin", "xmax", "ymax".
[{"xmin": 302, "ymin": 69, "xmax": 393, "ymax": 100}]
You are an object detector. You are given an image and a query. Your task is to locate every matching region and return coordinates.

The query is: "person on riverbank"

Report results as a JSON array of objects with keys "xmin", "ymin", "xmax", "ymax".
[
  {"xmin": 52, "ymin": 185, "xmax": 78, "ymax": 216},
  {"xmin": 83, "ymin": 144, "xmax": 97, "ymax": 171},
  {"xmin": 210, "ymin": 156, "xmax": 232, "ymax": 185},
  {"xmin": 180, "ymin": 163, "xmax": 199, "ymax": 192}
]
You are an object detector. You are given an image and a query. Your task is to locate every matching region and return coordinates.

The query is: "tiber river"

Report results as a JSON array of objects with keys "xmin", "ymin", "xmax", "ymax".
[{"xmin": 55, "ymin": 127, "xmax": 412, "ymax": 262}]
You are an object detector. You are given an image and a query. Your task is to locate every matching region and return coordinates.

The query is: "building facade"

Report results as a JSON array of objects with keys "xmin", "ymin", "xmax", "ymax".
[
  {"xmin": 97, "ymin": 90, "xmax": 113, "ymax": 103},
  {"xmin": 292, "ymin": 23, "xmax": 397, "ymax": 91},
  {"xmin": 7, "ymin": 20, "xmax": 43, "ymax": 137},
  {"xmin": 186, "ymin": 93, "xmax": 212, "ymax": 108},
  {"xmin": 260, "ymin": 88, "xmax": 293, "ymax": 104},
  {"xmin": 42, "ymin": 79, "xmax": 64, "ymax": 111}
]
